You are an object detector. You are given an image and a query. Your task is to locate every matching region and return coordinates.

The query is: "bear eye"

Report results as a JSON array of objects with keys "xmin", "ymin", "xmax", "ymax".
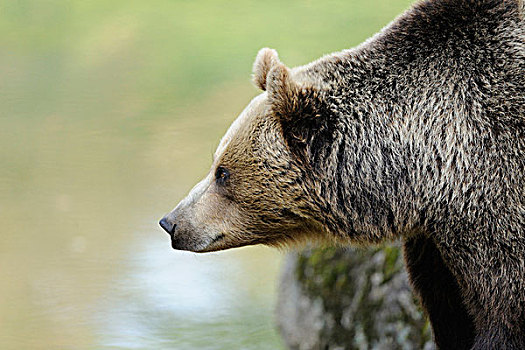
[{"xmin": 215, "ymin": 166, "xmax": 230, "ymax": 185}]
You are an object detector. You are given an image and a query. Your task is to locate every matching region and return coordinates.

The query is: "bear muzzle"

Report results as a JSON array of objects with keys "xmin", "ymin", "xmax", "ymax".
[
  {"xmin": 159, "ymin": 215, "xmax": 189, "ymax": 250},
  {"xmin": 159, "ymin": 216, "xmax": 176, "ymax": 235},
  {"xmin": 159, "ymin": 212, "xmax": 224, "ymax": 252},
  {"xmin": 159, "ymin": 215, "xmax": 193, "ymax": 251}
]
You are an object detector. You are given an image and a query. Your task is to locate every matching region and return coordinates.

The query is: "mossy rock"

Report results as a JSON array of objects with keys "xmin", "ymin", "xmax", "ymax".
[{"xmin": 277, "ymin": 245, "xmax": 434, "ymax": 350}]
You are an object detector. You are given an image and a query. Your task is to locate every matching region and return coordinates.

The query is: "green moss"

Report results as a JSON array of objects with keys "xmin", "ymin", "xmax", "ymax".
[
  {"xmin": 290, "ymin": 245, "xmax": 433, "ymax": 349},
  {"xmin": 383, "ymin": 245, "xmax": 401, "ymax": 280},
  {"xmin": 296, "ymin": 247, "xmax": 357, "ymax": 300}
]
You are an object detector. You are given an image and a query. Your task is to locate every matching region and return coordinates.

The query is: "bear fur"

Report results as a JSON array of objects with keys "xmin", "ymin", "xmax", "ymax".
[{"xmin": 160, "ymin": 0, "xmax": 525, "ymax": 348}]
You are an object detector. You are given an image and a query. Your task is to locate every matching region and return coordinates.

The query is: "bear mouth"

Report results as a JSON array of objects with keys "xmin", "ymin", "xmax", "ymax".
[
  {"xmin": 170, "ymin": 233, "xmax": 226, "ymax": 252},
  {"xmin": 209, "ymin": 233, "xmax": 226, "ymax": 244},
  {"xmin": 193, "ymin": 234, "xmax": 226, "ymax": 252}
]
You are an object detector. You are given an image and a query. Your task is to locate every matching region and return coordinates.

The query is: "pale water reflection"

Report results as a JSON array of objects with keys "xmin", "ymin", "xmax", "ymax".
[
  {"xmin": 1, "ymin": 214, "xmax": 283, "ymax": 349},
  {"xmin": 97, "ymin": 237, "xmax": 283, "ymax": 349}
]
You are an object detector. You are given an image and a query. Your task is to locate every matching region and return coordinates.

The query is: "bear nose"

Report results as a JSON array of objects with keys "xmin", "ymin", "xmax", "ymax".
[{"xmin": 159, "ymin": 217, "xmax": 176, "ymax": 235}]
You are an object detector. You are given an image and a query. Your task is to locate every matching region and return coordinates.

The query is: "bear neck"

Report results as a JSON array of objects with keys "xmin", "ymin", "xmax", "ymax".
[{"xmin": 291, "ymin": 0, "xmax": 524, "ymax": 243}]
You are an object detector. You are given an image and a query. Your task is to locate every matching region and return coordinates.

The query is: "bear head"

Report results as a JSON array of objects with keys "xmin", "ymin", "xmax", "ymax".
[{"xmin": 159, "ymin": 48, "xmax": 330, "ymax": 252}]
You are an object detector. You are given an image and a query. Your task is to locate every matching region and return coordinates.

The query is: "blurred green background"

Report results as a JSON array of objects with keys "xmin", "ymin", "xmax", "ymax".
[{"xmin": 0, "ymin": 0, "xmax": 412, "ymax": 349}]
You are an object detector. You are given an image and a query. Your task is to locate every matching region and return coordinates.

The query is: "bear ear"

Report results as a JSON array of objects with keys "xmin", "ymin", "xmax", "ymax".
[
  {"xmin": 253, "ymin": 47, "xmax": 323, "ymax": 122},
  {"xmin": 266, "ymin": 63, "xmax": 322, "ymax": 122},
  {"xmin": 252, "ymin": 48, "xmax": 281, "ymax": 91}
]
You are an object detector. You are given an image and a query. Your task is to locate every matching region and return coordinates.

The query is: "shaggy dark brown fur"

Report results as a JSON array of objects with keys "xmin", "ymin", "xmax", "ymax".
[{"xmin": 160, "ymin": 0, "xmax": 524, "ymax": 348}]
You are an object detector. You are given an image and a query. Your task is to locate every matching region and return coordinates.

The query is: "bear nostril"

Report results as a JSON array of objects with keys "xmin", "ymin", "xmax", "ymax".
[{"xmin": 159, "ymin": 217, "xmax": 176, "ymax": 235}]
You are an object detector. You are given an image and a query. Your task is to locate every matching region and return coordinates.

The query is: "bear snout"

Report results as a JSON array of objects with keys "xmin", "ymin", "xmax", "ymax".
[{"xmin": 159, "ymin": 216, "xmax": 176, "ymax": 235}]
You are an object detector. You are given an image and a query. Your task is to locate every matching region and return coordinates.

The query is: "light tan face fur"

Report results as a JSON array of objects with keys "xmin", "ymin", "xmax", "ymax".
[{"xmin": 160, "ymin": 93, "xmax": 318, "ymax": 252}]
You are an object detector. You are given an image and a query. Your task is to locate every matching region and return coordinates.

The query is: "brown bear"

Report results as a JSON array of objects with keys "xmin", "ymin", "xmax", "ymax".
[{"xmin": 159, "ymin": 0, "xmax": 525, "ymax": 349}]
